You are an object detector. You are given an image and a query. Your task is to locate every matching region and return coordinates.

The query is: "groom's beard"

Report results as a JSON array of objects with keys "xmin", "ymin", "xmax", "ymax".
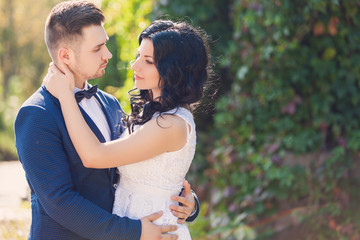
[
  {"xmin": 89, "ymin": 60, "xmax": 108, "ymax": 79},
  {"xmin": 72, "ymin": 61, "xmax": 108, "ymax": 86}
]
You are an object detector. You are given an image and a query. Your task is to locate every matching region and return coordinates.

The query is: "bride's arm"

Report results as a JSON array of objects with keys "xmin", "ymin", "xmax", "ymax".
[
  {"xmin": 61, "ymin": 95, "xmax": 186, "ymax": 168},
  {"xmin": 45, "ymin": 63, "xmax": 187, "ymax": 169}
]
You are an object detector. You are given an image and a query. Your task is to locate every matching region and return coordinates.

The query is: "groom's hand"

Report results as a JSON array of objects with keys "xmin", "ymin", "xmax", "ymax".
[
  {"xmin": 170, "ymin": 180, "xmax": 195, "ymax": 224},
  {"xmin": 140, "ymin": 211, "xmax": 178, "ymax": 240}
]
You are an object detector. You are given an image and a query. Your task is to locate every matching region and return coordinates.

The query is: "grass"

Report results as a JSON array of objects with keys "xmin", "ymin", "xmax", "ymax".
[
  {"xmin": 0, "ymin": 219, "xmax": 30, "ymax": 240},
  {"xmin": 0, "ymin": 201, "xmax": 30, "ymax": 240}
]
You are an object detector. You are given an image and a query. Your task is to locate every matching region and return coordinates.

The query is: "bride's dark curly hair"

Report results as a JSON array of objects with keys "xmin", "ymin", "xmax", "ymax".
[{"xmin": 125, "ymin": 20, "xmax": 212, "ymax": 133}]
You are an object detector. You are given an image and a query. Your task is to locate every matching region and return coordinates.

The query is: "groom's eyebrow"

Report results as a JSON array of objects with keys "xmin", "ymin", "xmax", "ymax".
[
  {"xmin": 93, "ymin": 36, "xmax": 109, "ymax": 49},
  {"xmin": 94, "ymin": 43, "xmax": 105, "ymax": 49}
]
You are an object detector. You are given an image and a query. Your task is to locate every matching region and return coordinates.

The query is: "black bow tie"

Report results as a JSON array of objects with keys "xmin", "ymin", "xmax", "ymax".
[{"xmin": 75, "ymin": 85, "xmax": 98, "ymax": 103}]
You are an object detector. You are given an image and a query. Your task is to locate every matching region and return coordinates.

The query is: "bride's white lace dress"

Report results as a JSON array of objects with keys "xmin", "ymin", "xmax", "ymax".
[{"xmin": 113, "ymin": 107, "xmax": 196, "ymax": 240}]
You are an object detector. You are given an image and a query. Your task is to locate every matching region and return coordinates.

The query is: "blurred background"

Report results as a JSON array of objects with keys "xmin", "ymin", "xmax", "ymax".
[{"xmin": 1, "ymin": 0, "xmax": 360, "ymax": 239}]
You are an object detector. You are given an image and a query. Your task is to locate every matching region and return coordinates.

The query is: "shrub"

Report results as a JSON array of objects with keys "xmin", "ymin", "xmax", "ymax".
[{"xmin": 157, "ymin": 0, "xmax": 360, "ymax": 238}]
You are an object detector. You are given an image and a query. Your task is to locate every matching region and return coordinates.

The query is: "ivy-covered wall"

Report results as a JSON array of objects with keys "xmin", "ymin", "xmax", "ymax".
[{"xmin": 155, "ymin": 0, "xmax": 360, "ymax": 239}]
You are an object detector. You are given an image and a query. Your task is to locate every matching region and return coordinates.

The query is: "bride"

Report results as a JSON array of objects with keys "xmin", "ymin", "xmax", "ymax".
[{"xmin": 44, "ymin": 19, "xmax": 211, "ymax": 239}]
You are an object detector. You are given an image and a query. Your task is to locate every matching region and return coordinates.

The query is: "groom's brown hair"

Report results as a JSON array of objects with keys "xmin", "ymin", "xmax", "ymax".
[{"xmin": 45, "ymin": 0, "xmax": 105, "ymax": 60}]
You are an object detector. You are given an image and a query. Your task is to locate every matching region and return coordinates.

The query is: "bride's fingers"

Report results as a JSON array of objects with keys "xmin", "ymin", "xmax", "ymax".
[
  {"xmin": 46, "ymin": 62, "xmax": 55, "ymax": 75},
  {"xmin": 160, "ymin": 233, "xmax": 178, "ymax": 240},
  {"xmin": 183, "ymin": 180, "xmax": 192, "ymax": 195},
  {"xmin": 170, "ymin": 204, "xmax": 189, "ymax": 214},
  {"xmin": 159, "ymin": 224, "xmax": 178, "ymax": 233},
  {"xmin": 171, "ymin": 195, "xmax": 192, "ymax": 210},
  {"xmin": 177, "ymin": 218, "xmax": 186, "ymax": 224},
  {"xmin": 171, "ymin": 209, "xmax": 187, "ymax": 219},
  {"xmin": 49, "ymin": 62, "xmax": 60, "ymax": 74},
  {"xmin": 62, "ymin": 64, "xmax": 72, "ymax": 78},
  {"xmin": 55, "ymin": 60, "xmax": 73, "ymax": 79},
  {"xmin": 54, "ymin": 60, "xmax": 66, "ymax": 72},
  {"xmin": 145, "ymin": 211, "xmax": 163, "ymax": 222},
  {"xmin": 43, "ymin": 69, "xmax": 53, "ymax": 84},
  {"xmin": 51, "ymin": 64, "xmax": 64, "ymax": 75}
]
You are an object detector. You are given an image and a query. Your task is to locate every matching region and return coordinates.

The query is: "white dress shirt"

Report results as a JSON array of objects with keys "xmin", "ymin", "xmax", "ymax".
[{"xmin": 74, "ymin": 84, "xmax": 111, "ymax": 142}]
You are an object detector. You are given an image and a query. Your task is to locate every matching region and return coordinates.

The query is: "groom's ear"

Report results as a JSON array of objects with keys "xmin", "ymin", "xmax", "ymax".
[{"xmin": 58, "ymin": 47, "xmax": 72, "ymax": 65}]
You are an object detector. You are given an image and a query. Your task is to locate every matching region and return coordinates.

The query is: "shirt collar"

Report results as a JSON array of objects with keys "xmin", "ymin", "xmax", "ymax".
[{"xmin": 73, "ymin": 82, "xmax": 91, "ymax": 94}]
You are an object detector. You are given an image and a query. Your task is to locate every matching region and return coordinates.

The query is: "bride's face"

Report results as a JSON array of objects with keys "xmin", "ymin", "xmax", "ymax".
[{"xmin": 131, "ymin": 38, "xmax": 161, "ymax": 99}]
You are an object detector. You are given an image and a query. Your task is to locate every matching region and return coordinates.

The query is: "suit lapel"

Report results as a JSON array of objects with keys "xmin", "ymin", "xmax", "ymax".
[
  {"xmin": 94, "ymin": 91, "xmax": 124, "ymax": 141},
  {"xmin": 78, "ymin": 107, "xmax": 106, "ymax": 143},
  {"xmin": 94, "ymin": 90, "xmax": 121, "ymax": 187}
]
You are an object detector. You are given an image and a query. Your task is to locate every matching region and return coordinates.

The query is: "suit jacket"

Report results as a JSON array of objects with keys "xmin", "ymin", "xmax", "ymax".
[{"xmin": 14, "ymin": 86, "xmax": 141, "ymax": 239}]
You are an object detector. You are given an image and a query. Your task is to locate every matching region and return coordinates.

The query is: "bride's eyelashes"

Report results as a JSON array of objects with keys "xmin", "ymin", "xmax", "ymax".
[{"xmin": 134, "ymin": 53, "xmax": 154, "ymax": 65}]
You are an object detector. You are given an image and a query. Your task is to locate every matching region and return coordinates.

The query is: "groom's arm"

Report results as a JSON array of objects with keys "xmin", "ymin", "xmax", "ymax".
[{"xmin": 15, "ymin": 105, "xmax": 141, "ymax": 240}]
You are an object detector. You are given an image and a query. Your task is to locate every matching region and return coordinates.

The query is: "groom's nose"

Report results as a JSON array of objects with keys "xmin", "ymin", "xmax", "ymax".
[{"xmin": 103, "ymin": 45, "xmax": 112, "ymax": 60}]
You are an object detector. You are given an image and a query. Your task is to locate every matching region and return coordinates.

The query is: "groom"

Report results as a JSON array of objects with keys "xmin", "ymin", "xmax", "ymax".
[{"xmin": 14, "ymin": 1, "xmax": 198, "ymax": 239}]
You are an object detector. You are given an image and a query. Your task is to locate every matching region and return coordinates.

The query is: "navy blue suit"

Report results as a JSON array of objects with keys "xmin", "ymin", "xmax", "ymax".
[{"xmin": 14, "ymin": 86, "xmax": 141, "ymax": 239}]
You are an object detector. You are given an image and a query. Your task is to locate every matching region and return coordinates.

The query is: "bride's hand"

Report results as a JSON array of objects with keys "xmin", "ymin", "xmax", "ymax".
[
  {"xmin": 170, "ymin": 180, "xmax": 196, "ymax": 224},
  {"xmin": 43, "ymin": 61, "xmax": 75, "ymax": 100}
]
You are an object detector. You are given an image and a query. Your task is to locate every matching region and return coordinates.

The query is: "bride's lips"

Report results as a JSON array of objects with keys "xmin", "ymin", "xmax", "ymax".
[
  {"xmin": 134, "ymin": 74, "xmax": 143, "ymax": 80},
  {"xmin": 100, "ymin": 62, "xmax": 108, "ymax": 68}
]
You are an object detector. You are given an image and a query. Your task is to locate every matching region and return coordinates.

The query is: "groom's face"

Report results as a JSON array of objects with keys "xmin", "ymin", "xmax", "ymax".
[{"xmin": 68, "ymin": 24, "xmax": 112, "ymax": 88}]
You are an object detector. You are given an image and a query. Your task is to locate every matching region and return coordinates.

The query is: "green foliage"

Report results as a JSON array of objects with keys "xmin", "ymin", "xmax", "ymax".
[
  {"xmin": 93, "ymin": 0, "xmax": 153, "ymax": 113},
  {"xmin": 0, "ymin": 200, "xmax": 30, "ymax": 239},
  {"xmin": 0, "ymin": 219, "xmax": 29, "ymax": 240},
  {"xmin": 189, "ymin": 203, "xmax": 256, "ymax": 240},
  {"xmin": 0, "ymin": 75, "xmax": 27, "ymax": 160},
  {"xmin": 0, "ymin": 0, "xmax": 64, "ymax": 160},
  {"xmin": 157, "ymin": 0, "xmax": 360, "ymax": 238}
]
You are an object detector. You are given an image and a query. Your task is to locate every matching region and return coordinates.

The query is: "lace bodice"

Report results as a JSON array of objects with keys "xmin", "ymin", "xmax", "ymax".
[{"xmin": 113, "ymin": 107, "xmax": 195, "ymax": 239}]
